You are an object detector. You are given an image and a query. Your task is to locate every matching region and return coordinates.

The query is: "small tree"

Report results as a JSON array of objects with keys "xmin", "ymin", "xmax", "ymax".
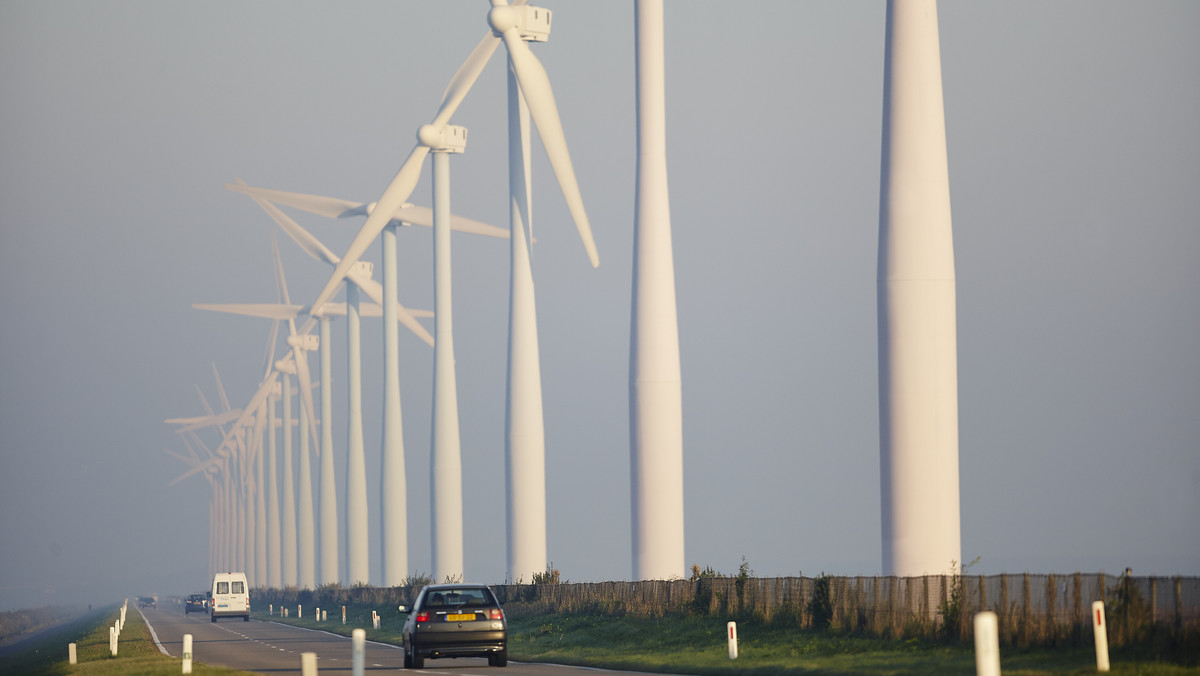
[{"xmin": 808, "ymin": 574, "xmax": 833, "ymax": 631}]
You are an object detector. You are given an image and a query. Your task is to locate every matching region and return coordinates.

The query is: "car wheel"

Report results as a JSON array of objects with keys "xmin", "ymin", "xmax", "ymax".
[
  {"xmin": 493, "ymin": 648, "xmax": 507, "ymax": 667},
  {"xmin": 243, "ymin": 614, "xmax": 250, "ymax": 622},
  {"xmin": 411, "ymin": 648, "xmax": 424, "ymax": 669},
  {"xmin": 211, "ymin": 615, "xmax": 217, "ymax": 623},
  {"xmin": 403, "ymin": 642, "xmax": 412, "ymax": 669}
]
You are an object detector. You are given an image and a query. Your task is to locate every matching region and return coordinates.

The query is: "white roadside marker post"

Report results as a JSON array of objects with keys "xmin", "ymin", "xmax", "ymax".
[
  {"xmin": 68, "ymin": 642, "xmax": 77, "ymax": 665},
  {"xmin": 322, "ymin": 609, "xmax": 327, "ymax": 622},
  {"xmin": 342, "ymin": 606, "xmax": 346, "ymax": 625},
  {"xmin": 109, "ymin": 625, "xmax": 117, "ymax": 656},
  {"xmin": 269, "ymin": 603, "xmax": 273, "ymax": 616},
  {"xmin": 352, "ymin": 628, "xmax": 366, "ymax": 676},
  {"xmin": 1093, "ymin": 600, "xmax": 1110, "ymax": 672},
  {"xmin": 298, "ymin": 605, "xmax": 302, "ymax": 619},
  {"xmin": 727, "ymin": 621, "xmax": 738, "ymax": 659},
  {"xmin": 974, "ymin": 611, "xmax": 1000, "ymax": 676},
  {"xmin": 182, "ymin": 633, "xmax": 193, "ymax": 674},
  {"xmin": 301, "ymin": 651, "xmax": 318, "ymax": 675}
]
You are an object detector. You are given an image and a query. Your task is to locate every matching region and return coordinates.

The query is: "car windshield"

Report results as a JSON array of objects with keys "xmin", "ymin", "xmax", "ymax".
[{"xmin": 424, "ymin": 588, "xmax": 491, "ymax": 609}]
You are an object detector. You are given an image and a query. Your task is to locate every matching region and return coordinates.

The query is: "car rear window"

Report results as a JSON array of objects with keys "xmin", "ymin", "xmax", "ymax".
[
  {"xmin": 217, "ymin": 582, "xmax": 229, "ymax": 594},
  {"xmin": 232, "ymin": 581, "xmax": 245, "ymax": 594},
  {"xmin": 424, "ymin": 588, "xmax": 493, "ymax": 608}
]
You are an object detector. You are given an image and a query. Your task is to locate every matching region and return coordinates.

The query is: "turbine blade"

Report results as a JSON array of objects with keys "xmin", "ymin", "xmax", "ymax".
[
  {"xmin": 164, "ymin": 448, "xmax": 197, "ymax": 467},
  {"xmin": 311, "ymin": 144, "xmax": 431, "ymax": 313},
  {"xmin": 251, "ymin": 196, "xmax": 343, "ymax": 266},
  {"xmin": 193, "ymin": 303, "xmax": 306, "ymax": 320},
  {"xmin": 179, "ymin": 435, "xmax": 201, "ymax": 462},
  {"xmin": 501, "ymin": 27, "xmax": 599, "ymax": 267},
  {"xmin": 174, "ymin": 408, "xmax": 243, "ymax": 434},
  {"xmin": 346, "ymin": 269, "xmax": 435, "ymax": 347},
  {"xmin": 212, "ymin": 363, "xmax": 233, "ymax": 413},
  {"xmin": 227, "ymin": 183, "xmax": 366, "ymax": 219},
  {"xmin": 390, "ymin": 204, "xmax": 510, "ymax": 239},
  {"xmin": 310, "ymin": 20, "xmax": 499, "ymax": 314},
  {"xmin": 356, "ymin": 303, "xmax": 433, "ymax": 319},
  {"xmin": 195, "ymin": 386, "xmax": 215, "ymax": 418},
  {"xmin": 293, "ymin": 347, "xmax": 320, "ymax": 455},
  {"xmin": 434, "ymin": 31, "xmax": 503, "ymax": 127},
  {"xmin": 263, "ymin": 316, "xmax": 281, "ymax": 382},
  {"xmin": 169, "ymin": 454, "xmax": 222, "ymax": 486},
  {"xmin": 272, "ymin": 233, "xmax": 293, "ymax": 307}
]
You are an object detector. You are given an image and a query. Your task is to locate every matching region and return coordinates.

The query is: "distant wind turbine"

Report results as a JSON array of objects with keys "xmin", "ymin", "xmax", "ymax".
[
  {"xmin": 226, "ymin": 179, "xmax": 500, "ymax": 585},
  {"xmin": 207, "ymin": 195, "xmax": 437, "ymax": 585},
  {"xmin": 877, "ymin": 0, "xmax": 961, "ymax": 577}
]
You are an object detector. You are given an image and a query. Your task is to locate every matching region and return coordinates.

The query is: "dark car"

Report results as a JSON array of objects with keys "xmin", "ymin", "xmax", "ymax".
[
  {"xmin": 137, "ymin": 595, "xmax": 156, "ymax": 608},
  {"xmin": 185, "ymin": 593, "xmax": 207, "ymax": 614},
  {"xmin": 401, "ymin": 584, "xmax": 507, "ymax": 668}
]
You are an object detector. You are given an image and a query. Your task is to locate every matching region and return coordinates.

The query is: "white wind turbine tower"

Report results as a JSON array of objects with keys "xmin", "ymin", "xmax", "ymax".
[
  {"xmin": 630, "ymin": 0, "xmax": 684, "ymax": 581},
  {"xmin": 198, "ymin": 231, "xmax": 348, "ymax": 585},
  {"xmin": 229, "ymin": 43, "xmax": 524, "ymax": 586},
  {"xmin": 243, "ymin": 0, "xmax": 600, "ymax": 584},
  {"xmin": 215, "ymin": 191, "xmax": 443, "ymax": 584},
  {"xmin": 488, "ymin": 0, "xmax": 601, "ymax": 584},
  {"xmin": 280, "ymin": 17, "xmax": 544, "ymax": 583},
  {"xmin": 168, "ymin": 367, "xmax": 268, "ymax": 581},
  {"xmin": 419, "ymin": 122, "xmax": 470, "ymax": 582},
  {"xmin": 173, "ymin": 319, "xmax": 320, "ymax": 578},
  {"xmin": 270, "ymin": 239, "xmax": 321, "ymax": 589},
  {"xmin": 227, "ymin": 184, "xmax": 511, "ymax": 585},
  {"xmin": 877, "ymin": 0, "xmax": 961, "ymax": 577},
  {"xmin": 167, "ymin": 398, "xmax": 239, "ymax": 578}
]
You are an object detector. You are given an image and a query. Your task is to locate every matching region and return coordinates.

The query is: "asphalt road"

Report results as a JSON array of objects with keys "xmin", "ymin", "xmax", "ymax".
[{"xmin": 140, "ymin": 603, "xmax": 678, "ymax": 676}]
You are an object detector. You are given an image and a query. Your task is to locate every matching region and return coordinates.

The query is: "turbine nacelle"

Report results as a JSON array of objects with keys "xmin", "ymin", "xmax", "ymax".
[
  {"xmin": 287, "ymin": 334, "xmax": 319, "ymax": 352},
  {"xmin": 418, "ymin": 124, "xmax": 468, "ymax": 154},
  {"xmin": 362, "ymin": 201, "xmax": 417, "ymax": 227},
  {"xmin": 488, "ymin": 4, "xmax": 551, "ymax": 43}
]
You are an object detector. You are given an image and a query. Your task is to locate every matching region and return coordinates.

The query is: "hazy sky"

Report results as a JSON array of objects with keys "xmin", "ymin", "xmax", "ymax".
[{"xmin": 2, "ymin": 1, "xmax": 1197, "ymax": 612}]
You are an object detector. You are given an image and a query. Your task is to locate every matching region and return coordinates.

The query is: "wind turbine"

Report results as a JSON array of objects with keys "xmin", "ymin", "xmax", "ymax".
[
  {"xmin": 231, "ymin": 0, "xmax": 599, "ymax": 584},
  {"xmin": 173, "ymin": 315, "xmax": 321, "ymax": 579},
  {"xmin": 877, "ymin": 0, "xmax": 961, "ymax": 577},
  {"xmin": 168, "ymin": 365, "xmax": 268, "ymax": 582},
  {"xmin": 192, "ymin": 235, "xmax": 324, "ymax": 587},
  {"xmin": 491, "ymin": 1, "xmax": 603, "ymax": 584},
  {"xmin": 166, "ymin": 439, "xmax": 223, "ymax": 578},
  {"xmin": 421, "ymin": 123, "xmax": 470, "ymax": 582},
  {"xmin": 205, "ymin": 196, "xmax": 437, "ymax": 585},
  {"xmin": 630, "ymin": 0, "xmax": 684, "ymax": 581}
]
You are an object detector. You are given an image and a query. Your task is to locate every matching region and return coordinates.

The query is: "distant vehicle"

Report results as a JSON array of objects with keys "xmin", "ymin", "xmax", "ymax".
[
  {"xmin": 210, "ymin": 572, "xmax": 250, "ymax": 622},
  {"xmin": 185, "ymin": 593, "xmax": 207, "ymax": 614},
  {"xmin": 401, "ymin": 583, "xmax": 507, "ymax": 668},
  {"xmin": 138, "ymin": 595, "xmax": 156, "ymax": 608}
]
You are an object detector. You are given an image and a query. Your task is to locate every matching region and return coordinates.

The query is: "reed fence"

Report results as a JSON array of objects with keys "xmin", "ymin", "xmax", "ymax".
[{"xmin": 256, "ymin": 573, "xmax": 1200, "ymax": 648}]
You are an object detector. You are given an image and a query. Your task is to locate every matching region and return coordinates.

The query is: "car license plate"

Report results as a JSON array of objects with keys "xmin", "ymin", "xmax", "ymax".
[{"xmin": 446, "ymin": 613, "xmax": 475, "ymax": 622}]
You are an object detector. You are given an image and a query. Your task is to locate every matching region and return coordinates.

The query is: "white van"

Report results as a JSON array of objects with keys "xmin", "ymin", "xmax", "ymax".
[{"xmin": 210, "ymin": 572, "xmax": 250, "ymax": 622}]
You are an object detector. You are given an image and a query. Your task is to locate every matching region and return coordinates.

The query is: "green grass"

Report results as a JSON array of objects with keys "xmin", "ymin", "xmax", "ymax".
[
  {"xmin": 258, "ymin": 602, "xmax": 1200, "ymax": 675},
  {"xmin": 0, "ymin": 601, "xmax": 254, "ymax": 676}
]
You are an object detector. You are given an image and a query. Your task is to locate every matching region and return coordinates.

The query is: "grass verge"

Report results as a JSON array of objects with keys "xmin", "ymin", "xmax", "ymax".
[
  {"xmin": 257, "ymin": 602, "xmax": 1199, "ymax": 675},
  {"xmin": 0, "ymin": 602, "xmax": 254, "ymax": 676}
]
